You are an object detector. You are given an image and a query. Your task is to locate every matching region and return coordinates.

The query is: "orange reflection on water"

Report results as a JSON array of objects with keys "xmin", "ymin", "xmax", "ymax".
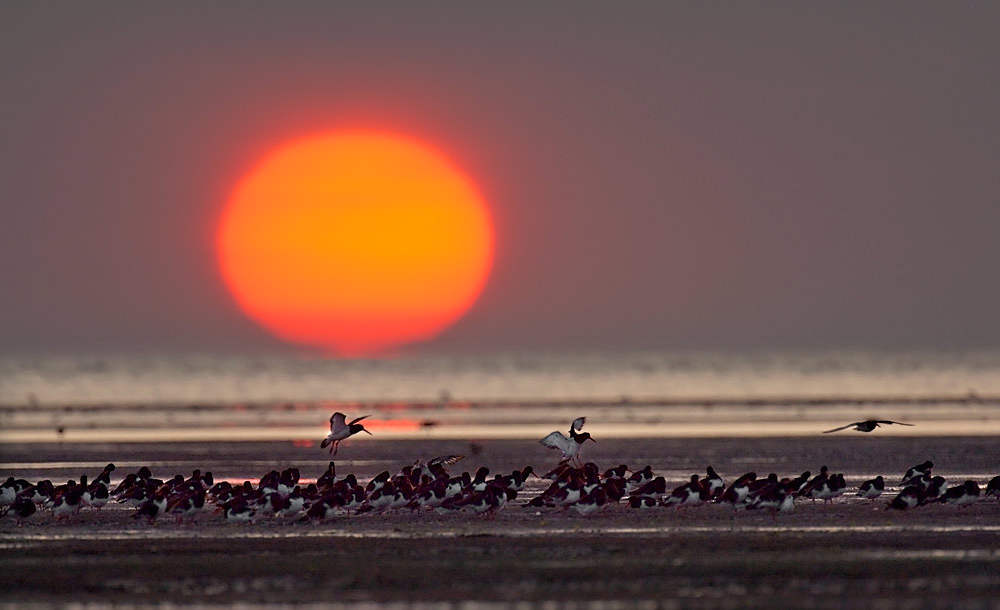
[{"xmin": 366, "ymin": 418, "xmax": 422, "ymax": 432}]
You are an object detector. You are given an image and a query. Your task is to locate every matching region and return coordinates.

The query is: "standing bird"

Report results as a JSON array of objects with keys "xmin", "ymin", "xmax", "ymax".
[
  {"xmin": 540, "ymin": 417, "xmax": 595, "ymax": 465},
  {"xmin": 985, "ymin": 475, "xmax": 1000, "ymax": 503},
  {"xmin": 4, "ymin": 496, "xmax": 37, "ymax": 525},
  {"xmin": 902, "ymin": 460, "xmax": 934, "ymax": 485},
  {"xmin": 857, "ymin": 476, "xmax": 885, "ymax": 502},
  {"xmin": 704, "ymin": 466, "xmax": 726, "ymax": 501},
  {"xmin": 321, "ymin": 412, "xmax": 372, "ymax": 456},
  {"xmin": 823, "ymin": 420, "xmax": 914, "ymax": 433},
  {"xmin": 663, "ymin": 475, "xmax": 707, "ymax": 508}
]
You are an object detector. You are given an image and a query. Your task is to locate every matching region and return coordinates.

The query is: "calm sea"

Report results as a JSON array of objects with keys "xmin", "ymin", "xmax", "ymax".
[{"xmin": 2, "ymin": 349, "xmax": 1000, "ymax": 441}]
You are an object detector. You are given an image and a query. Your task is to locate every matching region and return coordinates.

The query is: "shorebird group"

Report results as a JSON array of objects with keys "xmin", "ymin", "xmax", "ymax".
[
  {"xmin": 3, "ymin": 456, "xmax": 997, "ymax": 525},
  {"xmin": 0, "ymin": 457, "xmax": 537, "ymax": 525},
  {"xmin": 884, "ymin": 461, "xmax": 994, "ymax": 510},
  {"xmin": 3, "ymin": 415, "xmax": 998, "ymax": 525}
]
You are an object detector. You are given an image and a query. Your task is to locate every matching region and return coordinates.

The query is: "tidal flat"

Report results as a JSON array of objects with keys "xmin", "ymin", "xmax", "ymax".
[{"xmin": 2, "ymin": 438, "xmax": 999, "ymax": 609}]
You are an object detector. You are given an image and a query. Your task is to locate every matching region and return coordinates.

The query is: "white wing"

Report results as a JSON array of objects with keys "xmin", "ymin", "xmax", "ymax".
[
  {"xmin": 571, "ymin": 417, "xmax": 586, "ymax": 432},
  {"xmin": 540, "ymin": 431, "xmax": 571, "ymax": 455},
  {"xmin": 330, "ymin": 412, "xmax": 347, "ymax": 433}
]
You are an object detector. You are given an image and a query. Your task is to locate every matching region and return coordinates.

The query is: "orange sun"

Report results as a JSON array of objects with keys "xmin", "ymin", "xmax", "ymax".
[{"xmin": 217, "ymin": 130, "xmax": 494, "ymax": 356}]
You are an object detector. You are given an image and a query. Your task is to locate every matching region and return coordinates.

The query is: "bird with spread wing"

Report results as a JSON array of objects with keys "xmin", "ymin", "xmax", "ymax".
[
  {"xmin": 321, "ymin": 412, "xmax": 372, "ymax": 455},
  {"xmin": 822, "ymin": 419, "xmax": 914, "ymax": 434},
  {"xmin": 540, "ymin": 417, "xmax": 595, "ymax": 464}
]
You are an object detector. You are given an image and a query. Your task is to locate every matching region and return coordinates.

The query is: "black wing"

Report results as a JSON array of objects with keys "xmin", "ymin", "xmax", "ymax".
[
  {"xmin": 349, "ymin": 414, "xmax": 371, "ymax": 426},
  {"xmin": 822, "ymin": 422, "xmax": 861, "ymax": 434},
  {"xmin": 429, "ymin": 455, "xmax": 465, "ymax": 467}
]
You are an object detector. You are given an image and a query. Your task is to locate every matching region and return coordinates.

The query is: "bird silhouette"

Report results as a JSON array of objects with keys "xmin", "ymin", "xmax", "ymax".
[
  {"xmin": 822, "ymin": 419, "xmax": 913, "ymax": 434},
  {"xmin": 321, "ymin": 412, "xmax": 372, "ymax": 455}
]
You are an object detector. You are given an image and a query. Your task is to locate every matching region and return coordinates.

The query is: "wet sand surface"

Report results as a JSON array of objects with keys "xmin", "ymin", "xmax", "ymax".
[{"xmin": 2, "ymin": 438, "xmax": 999, "ymax": 609}]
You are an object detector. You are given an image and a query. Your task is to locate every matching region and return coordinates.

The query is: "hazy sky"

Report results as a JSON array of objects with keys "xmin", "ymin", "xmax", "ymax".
[{"xmin": 2, "ymin": 3, "xmax": 999, "ymax": 355}]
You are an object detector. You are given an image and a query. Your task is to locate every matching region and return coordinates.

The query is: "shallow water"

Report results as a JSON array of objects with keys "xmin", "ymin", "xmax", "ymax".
[{"xmin": 3, "ymin": 349, "xmax": 1000, "ymax": 442}]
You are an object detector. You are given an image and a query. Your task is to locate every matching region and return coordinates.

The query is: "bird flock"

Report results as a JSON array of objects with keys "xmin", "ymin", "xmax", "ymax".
[{"xmin": 2, "ymin": 416, "xmax": 998, "ymax": 525}]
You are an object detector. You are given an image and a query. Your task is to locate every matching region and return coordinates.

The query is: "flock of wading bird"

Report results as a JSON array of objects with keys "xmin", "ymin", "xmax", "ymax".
[{"xmin": 2, "ymin": 415, "xmax": 999, "ymax": 525}]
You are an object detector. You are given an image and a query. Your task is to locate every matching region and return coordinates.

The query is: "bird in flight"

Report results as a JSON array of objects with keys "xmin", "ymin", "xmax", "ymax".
[
  {"xmin": 540, "ymin": 417, "xmax": 595, "ymax": 464},
  {"xmin": 321, "ymin": 412, "xmax": 372, "ymax": 455},
  {"xmin": 822, "ymin": 419, "xmax": 914, "ymax": 434}
]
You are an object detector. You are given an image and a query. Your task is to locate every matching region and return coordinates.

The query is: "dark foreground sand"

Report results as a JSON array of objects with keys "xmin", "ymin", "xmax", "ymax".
[{"xmin": 2, "ymin": 437, "xmax": 999, "ymax": 609}]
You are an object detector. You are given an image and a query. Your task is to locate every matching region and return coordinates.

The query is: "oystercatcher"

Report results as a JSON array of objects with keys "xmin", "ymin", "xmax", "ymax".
[
  {"xmin": 797, "ymin": 467, "xmax": 829, "ymax": 501},
  {"xmin": 704, "ymin": 467, "xmax": 726, "ymax": 501},
  {"xmin": 719, "ymin": 472, "xmax": 757, "ymax": 509},
  {"xmin": 221, "ymin": 498, "xmax": 255, "ymax": 523},
  {"xmin": 788, "ymin": 471, "xmax": 812, "ymax": 495},
  {"xmin": 857, "ymin": 476, "xmax": 885, "ymax": 501},
  {"xmin": 407, "ymin": 477, "xmax": 449, "ymax": 510},
  {"xmin": 628, "ymin": 476, "xmax": 667, "ymax": 499},
  {"xmin": 167, "ymin": 490, "xmax": 206, "ymax": 524},
  {"xmin": 823, "ymin": 419, "xmax": 914, "ymax": 433},
  {"xmin": 540, "ymin": 417, "xmax": 595, "ymax": 465},
  {"xmin": 749, "ymin": 485, "xmax": 794, "ymax": 515},
  {"xmin": 939, "ymin": 480, "xmax": 980, "ymax": 507},
  {"xmin": 919, "ymin": 477, "xmax": 949, "ymax": 505},
  {"xmin": 569, "ymin": 487, "xmax": 608, "ymax": 515},
  {"xmin": 20, "ymin": 480, "xmax": 54, "ymax": 506},
  {"xmin": 902, "ymin": 461, "xmax": 934, "ymax": 484},
  {"xmin": 625, "ymin": 465, "xmax": 654, "ymax": 495},
  {"xmin": 4, "ymin": 496, "xmax": 36, "ymax": 525},
  {"xmin": 412, "ymin": 455, "xmax": 464, "ymax": 479},
  {"xmin": 469, "ymin": 467, "xmax": 491, "ymax": 492},
  {"xmin": 905, "ymin": 472, "xmax": 933, "ymax": 490},
  {"xmin": 985, "ymin": 475, "xmax": 1000, "ymax": 502},
  {"xmin": 82, "ymin": 482, "xmax": 110, "ymax": 510},
  {"xmin": 279, "ymin": 487, "xmax": 305, "ymax": 517},
  {"xmin": 50, "ymin": 482, "xmax": 84, "ymax": 521},
  {"xmin": 316, "ymin": 462, "xmax": 338, "ymax": 490},
  {"xmin": 133, "ymin": 489, "xmax": 168, "ymax": 524},
  {"xmin": 111, "ymin": 473, "xmax": 138, "ymax": 498},
  {"xmin": 663, "ymin": 475, "xmax": 706, "ymax": 508},
  {"xmin": 465, "ymin": 483, "xmax": 514, "ymax": 515},
  {"xmin": 501, "ymin": 466, "xmax": 535, "ymax": 492},
  {"xmin": 321, "ymin": 412, "xmax": 372, "ymax": 455},
  {"xmin": 628, "ymin": 495, "xmax": 658, "ymax": 509},
  {"xmin": 302, "ymin": 496, "xmax": 338, "ymax": 521},
  {"xmin": 887, "ymin": 486, "xmax": 922, "ymax": 510},
  {"xmin": 0, "ymin": 477, "xmax": 18, "ymax": 507}
]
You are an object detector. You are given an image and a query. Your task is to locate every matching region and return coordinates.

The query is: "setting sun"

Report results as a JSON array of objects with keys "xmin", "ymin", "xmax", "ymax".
[{"xmin": 217, "ymin": 131, "xmax": 494, "ymax": 355}]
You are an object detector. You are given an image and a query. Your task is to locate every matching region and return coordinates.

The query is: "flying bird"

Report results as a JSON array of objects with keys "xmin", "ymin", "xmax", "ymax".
[
  {"xmin": 822, "ymin": 419, "xmax": 914, "ymax": 434},
  {"xmin": 321, "ymin": 412, "xmax": 372, "ymax": 455},
  {"xmin": 540, "ymin": 417, "xmax": 595, "ymax": 464}
]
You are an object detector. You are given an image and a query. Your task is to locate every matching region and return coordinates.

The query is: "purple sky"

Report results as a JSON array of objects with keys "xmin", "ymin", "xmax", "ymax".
[{"xmin": 2, "ymin": 3, "xmax": 999, "ymax": 354}]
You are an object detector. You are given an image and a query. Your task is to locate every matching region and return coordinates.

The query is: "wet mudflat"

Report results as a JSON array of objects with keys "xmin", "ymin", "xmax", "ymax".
[
  {"xmin": 2, "ymin": 438, "xmax": 999, "ymax": 609},
  {"xmin": 3, "ymin": 508, "xmax": 1000, "ymax": 609}
]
